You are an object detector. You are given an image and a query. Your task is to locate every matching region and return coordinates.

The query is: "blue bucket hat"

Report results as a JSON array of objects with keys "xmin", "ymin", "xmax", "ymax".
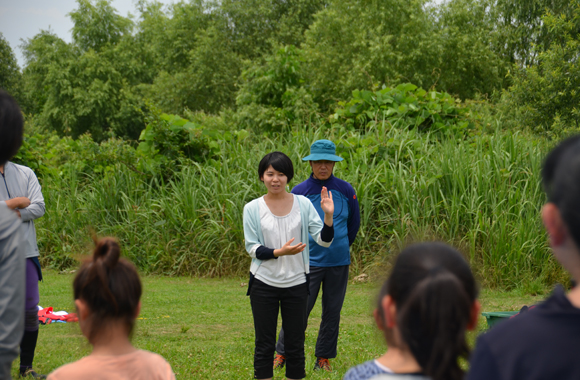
[{"xmin": 302, "ymin": 139, "xmax": 344, "ymax": 162}]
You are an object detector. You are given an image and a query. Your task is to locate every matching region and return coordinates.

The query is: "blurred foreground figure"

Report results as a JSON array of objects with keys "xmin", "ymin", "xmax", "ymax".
[
  {"xmin": 0, "ymin": 90, "xmax": 26, "ymax": 380},
  {"xmin": 47, "ymin": 237, "xmax": 175, "ymax": 380},
  {"xmin": 468, "ymin": 135, "xmax": 580, "ymax": 380},
  {"xmin": 344, "ymin": 242, "xmax": 480, "ymax": 380},
  {"xmin": 0, "ymin": 92, "xmax": 46, "ymax": 378}
]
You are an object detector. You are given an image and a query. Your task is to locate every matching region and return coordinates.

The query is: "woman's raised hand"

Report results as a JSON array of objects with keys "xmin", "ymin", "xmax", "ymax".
[
  {"xmin": 274, "ymin": 238, "xmax": 306, "ymax": 257},
  {"xmin": 320, "ymin": 186, "xmax": 334, "ymax": 216}
]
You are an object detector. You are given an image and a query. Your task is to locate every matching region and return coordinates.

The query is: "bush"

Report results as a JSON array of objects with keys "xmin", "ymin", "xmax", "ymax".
[{"xmin": 332, "ymin": 83, "xmax": 473, "ymax": 136}]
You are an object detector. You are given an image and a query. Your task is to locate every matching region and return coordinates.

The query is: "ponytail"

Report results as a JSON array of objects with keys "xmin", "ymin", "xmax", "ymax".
[
  {"xmin": 73, "ymin": 237, "xmax": 142, "ymax": 342},
  {"xmin": 398, "ymin": 270, "xmax": 472, "ymax": 380},
  {"xmin": 382, "ymin": 242, "xmax": 477, "ymax": 380}
]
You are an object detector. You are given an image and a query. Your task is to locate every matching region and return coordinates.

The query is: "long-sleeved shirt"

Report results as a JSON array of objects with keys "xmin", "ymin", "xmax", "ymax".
[
  {"xmin": 0, "ymin": 204, "xmax": 25, "ymax": 380},
  {"xmin": 0, "ymin": 162, "xmax": 45, "ymax": 258},
  {"xmin": 243, "ymin": 194, "xmax": 332, "ymax": 277},
  {"xmin": 292, "ymin": 174, "xmax": 360, "ymax": 267}
]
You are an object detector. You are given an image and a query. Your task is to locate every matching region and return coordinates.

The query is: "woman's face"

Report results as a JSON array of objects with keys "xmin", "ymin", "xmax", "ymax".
[{"xmin": 261, "ymin": 165, "xmax": 288, "ymax": 195}]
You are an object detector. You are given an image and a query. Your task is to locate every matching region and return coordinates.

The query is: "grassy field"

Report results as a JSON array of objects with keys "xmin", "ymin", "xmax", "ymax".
[{"xmin": 12, "ymin": 271, "xmax": 549, "ymax": 379}]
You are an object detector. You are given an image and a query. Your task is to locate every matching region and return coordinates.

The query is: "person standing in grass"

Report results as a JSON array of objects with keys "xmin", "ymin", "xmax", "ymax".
[
  {"xmin": 0, "ymin": 90, "xmax": 26, "ymax": 380},
  {"xmin": 47, "ymin": 237, "xmax": 175, "ymax": 380},
  {"xmin": 243, "ymin": 151, "xmax": 334, "ymax": 380},
  {"xmin": 0, "ymin": 90, "xmax": 47, "ymax": 378},
  {"xmin": 343, "ymin": 242, "xmax": 480, "ymax": 380},
  {"xmin": 275, "ymin": 139, "xmax": 360, "ymax": 372},
  {"xmin": 467, "ymin": 135, "xmax": 580, "ymax": 380}
]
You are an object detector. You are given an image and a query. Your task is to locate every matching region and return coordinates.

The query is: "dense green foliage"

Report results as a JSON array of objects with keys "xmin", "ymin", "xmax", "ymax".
[
  {"xmin": 0, "ymin": 33, "xmax": 24, "ymax": 105},
  {"xmin": 0, "ymin": 0, "xmax": 576, "ymax": 139},
  {"xmin": 14, "ymin": 111, "xmax": 564, "ymax": 288},
  {"xmin": 3, "ymin": 0, "xmax": 580, "ymax": 289},
  {"xmin": 499, "ymin": 1, "xmax": 580, "ymax": 136},
  {"xmin": 332, "ymin": 84, "xmax": 472, "ymax": 134}
]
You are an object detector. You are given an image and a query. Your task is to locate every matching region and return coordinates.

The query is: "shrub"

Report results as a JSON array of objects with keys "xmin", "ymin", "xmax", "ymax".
[{"xmin": 332, "ymin": 83, "xmax": 473, "ymax": 136}]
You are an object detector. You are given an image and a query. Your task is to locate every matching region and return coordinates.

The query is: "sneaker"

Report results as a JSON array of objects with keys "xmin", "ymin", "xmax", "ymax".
[
  {"xmin": 273, "ymin": 354, "xmax": 286, "ymax": 369},
  {"xmin": 314, "ymin": 357, "xmax": 332, "ymax": 372},
  {"xmin": 20, "ymin": 369, "xmax": 47, "ymax": 379}
]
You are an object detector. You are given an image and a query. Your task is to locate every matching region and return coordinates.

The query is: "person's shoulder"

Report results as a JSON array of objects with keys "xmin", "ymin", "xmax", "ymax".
[
  {"xmin": 135, "ymin": 349, "xmax": 171, "ymax": 364},
  {"xmin": 47, "ymin": 356, "xmax": 95, "ymax": 380},
  {"xmin": 369, "ymin": 374, "xmax": 430, "ymax": 380},
  {"xmin": 244, "ymin": 198, "xmax": 261, "ymax": 211},
  {"xmin": 134, "ymin": 350, "xmax": 175, "ymax": 379},
  {"xmin": 344, "ymin": 360, "xmax": 386, "ymax": 380},
  {"xmin": 329, "ymin": 175, "xmax": 356, "ymax": 194},
  {"xmin": 295, "ymin": 194, "xmax": 315, "ymax": 209},
  {"xmin": 8, "ymin": 162, "xmax": 34, "ymax": 175},
  {"xmin": 291, "ymin": 178, "xmax": 311, "ymax": 194}
]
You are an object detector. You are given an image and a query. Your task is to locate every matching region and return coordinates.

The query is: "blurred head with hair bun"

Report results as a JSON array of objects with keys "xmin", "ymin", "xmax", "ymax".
[
  {"xmin": 48, "ymin": 237, "xmax": 176, "ymax": 379},
  {"xmin": 73, "ymin": 237, "xmax": 142, "ymax": 343}
]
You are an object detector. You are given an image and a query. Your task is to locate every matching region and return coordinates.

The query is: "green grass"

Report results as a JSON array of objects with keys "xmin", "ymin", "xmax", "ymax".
[{"xmin": 13, "ymin": 271, "xmax": 548, "ymax": 379}]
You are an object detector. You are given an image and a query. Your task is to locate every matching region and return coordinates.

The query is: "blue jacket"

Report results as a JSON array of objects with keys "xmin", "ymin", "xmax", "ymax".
[{"xmin": 292, "ymin": 174, "xmax": 360, "ymax": 267}]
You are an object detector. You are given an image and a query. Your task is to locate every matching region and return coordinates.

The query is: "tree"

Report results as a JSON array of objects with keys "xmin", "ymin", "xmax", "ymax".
[
  {"xmin": 217, "ymin": 0, "xmax": 328, "ymax": 58},
  {"xmin": 234, "ymin": 45, "xmax": 318, "ymax": 132},
  {"xmin": 69, "ymin": 0, "xmax": 133, "ymax": 52},
  {"xmin": 0, "ymin": 33, "xmax": 23, "ymax": 106},
  {"xmin": 302, "ymin": 0, "xmax": 441, "ymax": 107},
  {"xmin": 21, "ymin": 31, "xmax": 74, "ymax": 115},
  {"xmin": 21, "ymin": 3, "xmax": 145, "ymax": 140},
  {"xmin": 134, "ymin": 0, "xmax": 213, "ymax": 73},
  {"xmin": 432, "ymin": 0, "xmax": 510, "ymax": 98},
  {"xmin": 493, "ymin": 0, "xmax": 574, "ymax": 66},
  {"xmin": 499, "ymin": 0, "xmax": 580, "ymax": 136},
  {"xmin": 143, "ymin": 26, "xmax": 242, "ymax": 115}
]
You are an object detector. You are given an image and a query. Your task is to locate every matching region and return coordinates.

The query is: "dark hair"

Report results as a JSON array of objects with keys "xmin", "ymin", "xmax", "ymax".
[
  {"xmin": 258, "ymin": 151, "xmax": 294, "ymax": 183},
  {"xmin": 377, "ymin": 242, "xmax": 477, "ymax": 380},
  {"xmin": 542, "ymin": 135, "xmax": 580, "ymax": 247},
  {"xmin": 73, "ymin": 237, "xmax": 142, "ymax": 343},
  {"xmin": 0, "ymin": 91, "xmax": 24, "ymax": 165}
]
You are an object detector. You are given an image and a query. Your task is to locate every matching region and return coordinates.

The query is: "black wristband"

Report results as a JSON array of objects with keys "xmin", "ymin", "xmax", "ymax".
[
  {"xmin": 256, "ymin": 246, "xmax": 277, "ymax": 260},
  {"xmin": 320, "ymin": 223, "xmax": 334, "ymax": 242}
]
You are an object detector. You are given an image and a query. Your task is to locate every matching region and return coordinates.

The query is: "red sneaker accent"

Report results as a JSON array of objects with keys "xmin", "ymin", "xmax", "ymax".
[{"xmin": 273, "ymin": 354, "xmax": 286, "ymax": 369}]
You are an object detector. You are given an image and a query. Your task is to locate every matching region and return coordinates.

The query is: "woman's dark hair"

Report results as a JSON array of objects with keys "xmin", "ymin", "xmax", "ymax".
[
  {"xmin": 542, "ymin": 135, "xmax": 580, "ymax": 247},
  {"xmin": 258, "ymin": 151, "xmax": 294, "ymax": 183},
  {"xmin": 73, "ymin": 237, "xmax": 142, "ymax": 343},
  {"xmin": 377, "ymin": 242, "xmax": 477, "ymax": 380},
  {"xmin": 0, "ymin": 90, "xmax": 24, "ymax": 166}
]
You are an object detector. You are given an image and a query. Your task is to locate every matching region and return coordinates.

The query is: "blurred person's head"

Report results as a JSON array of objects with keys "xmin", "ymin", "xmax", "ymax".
[
  {"xmin": 541, "ymin": 135, "xmax": 580, "ymax": 281},
  {"xmin": 73, "ymin": 237, "xmax": 142, "ymax": 344},
  {"xmin": 375, "ymin": 242, "xmax": 479, "ymax": 380},
  {"xmin": 0, "ymin": 90, "xmax": 23, "ymax": 166}
]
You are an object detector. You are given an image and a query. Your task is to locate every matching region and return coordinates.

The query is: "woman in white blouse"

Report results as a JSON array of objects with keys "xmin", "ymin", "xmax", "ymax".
[{"xmin": 243, "ymin": 151, "xmax": 334, "ymax": 380}]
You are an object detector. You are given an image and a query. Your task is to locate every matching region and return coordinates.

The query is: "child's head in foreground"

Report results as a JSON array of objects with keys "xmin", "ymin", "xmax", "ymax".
[
  {"xmin": 73, "ymin": 237, "xmax": 142, "ymax": 343},
  {"xmin": 375, "ymin": 242, "xmax": 479, "ymax": 380}
]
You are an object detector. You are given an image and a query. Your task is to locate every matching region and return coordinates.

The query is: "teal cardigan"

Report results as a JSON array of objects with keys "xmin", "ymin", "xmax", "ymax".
[{"xmin": 243, "ymin": 195, "xmax": 331, "ymax": 276}]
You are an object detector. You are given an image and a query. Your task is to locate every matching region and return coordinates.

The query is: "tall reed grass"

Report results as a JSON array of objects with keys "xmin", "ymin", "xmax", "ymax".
[{"xmin": 36, "ymin": 124, "xmax": 564, "ymax": 288}]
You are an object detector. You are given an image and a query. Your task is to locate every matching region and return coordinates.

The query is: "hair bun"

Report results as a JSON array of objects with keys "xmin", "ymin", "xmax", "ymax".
[{"xmin": 93, "ymin": 237, "xmax": 121, "ymax": 269}]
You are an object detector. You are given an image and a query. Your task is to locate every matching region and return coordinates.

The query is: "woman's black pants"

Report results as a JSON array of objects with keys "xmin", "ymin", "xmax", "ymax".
[{"xmin": 250, "ymin": 279, "xmax": 308, "ymax": 379}]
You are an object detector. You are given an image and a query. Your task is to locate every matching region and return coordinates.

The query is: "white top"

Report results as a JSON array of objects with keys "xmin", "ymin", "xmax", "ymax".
[{"xmin": 255, "ymin": 195, "xmax": 306, "ymax": 288}]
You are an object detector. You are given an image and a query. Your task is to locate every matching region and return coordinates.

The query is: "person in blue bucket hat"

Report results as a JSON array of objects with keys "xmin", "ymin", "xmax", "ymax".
[{"xmin": 274, "ymin": 139, "xmax": 360, "ymax": 372}]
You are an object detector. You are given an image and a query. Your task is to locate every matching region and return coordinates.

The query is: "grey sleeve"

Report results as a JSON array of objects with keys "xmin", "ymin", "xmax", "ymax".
[
  {"xmin": 0, "ymin": 206, "xmax": 25, "ymax": 380},
  {"xmin": 19, "ymin": 169, "xmax": 45, "ymax": 222}
]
